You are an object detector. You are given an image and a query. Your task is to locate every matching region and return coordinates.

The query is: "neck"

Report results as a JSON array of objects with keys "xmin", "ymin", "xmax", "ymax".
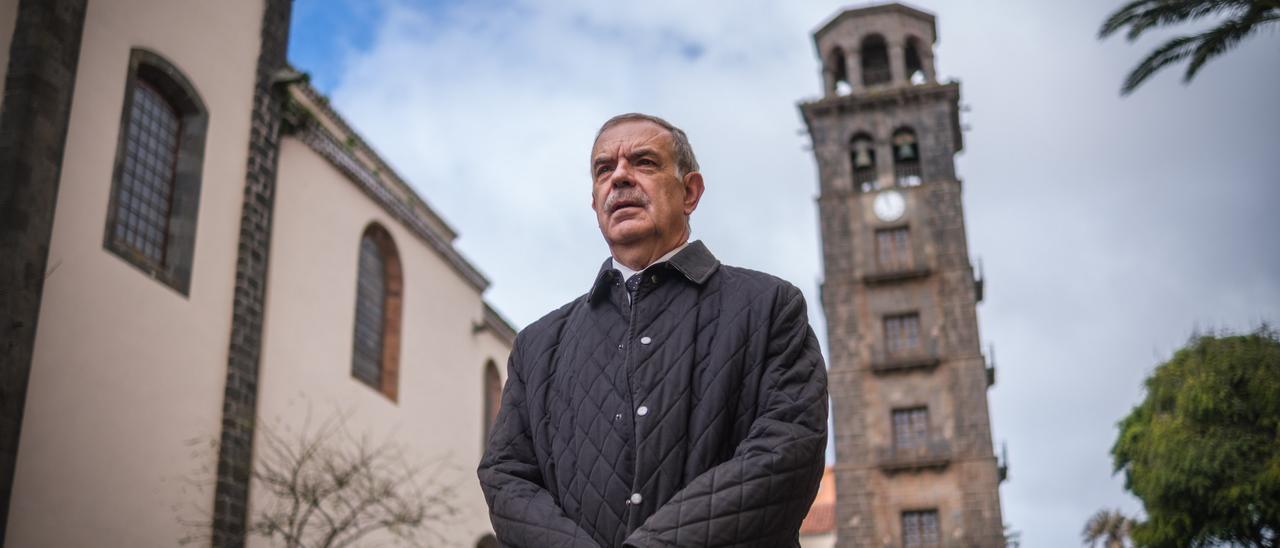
[{"xmin": 610, "ymin": 231, "xmax": 689, "ymax": 272}]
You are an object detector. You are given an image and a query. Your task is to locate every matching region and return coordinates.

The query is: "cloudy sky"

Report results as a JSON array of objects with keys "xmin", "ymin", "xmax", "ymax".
[{"xmin": 287, "ymin": 0, "xmax": 1279, "ymax": 544}]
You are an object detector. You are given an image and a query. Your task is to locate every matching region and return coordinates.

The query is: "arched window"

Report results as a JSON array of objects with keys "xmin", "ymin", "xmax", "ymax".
[
  {"xmin": 483, "ymin": 359, "xmax": 502, "ymax": 445},
  {"xmin": 103, "ymin": 48, "xmax": 208, "ymax": 295},
  {"xmin": 351, "ymin": 223, "xmax": 403, "ymax": 401},
  {"xmin": 892, "ymin": 128, "xmax": 922, "ymax": 186},
  {"xmin": 904, "ymin": 36, "xmax": 927, "ymax": 85},
  {"xmin": 860, "ymin": 34, "xmax": 891, "ymax": 87},
  {"xmin": 850, "ymin": 133, "xmax": 877, "ymax": 192},
  {"xmin": 828, "ymin": 47, "xmax": 851, "ymax": 96}
]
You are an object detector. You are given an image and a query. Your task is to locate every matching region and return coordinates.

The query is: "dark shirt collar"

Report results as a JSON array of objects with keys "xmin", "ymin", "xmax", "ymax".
[{"xmin": 588, "ymin": 240, "xmax": 720, "ymax": 302}]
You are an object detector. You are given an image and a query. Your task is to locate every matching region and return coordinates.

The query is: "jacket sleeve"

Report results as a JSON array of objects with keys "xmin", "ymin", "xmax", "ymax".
[
  {"xmin": 623, "ymin": 284, "xmax": 829, "ymax": 548},
  {"xmin": 478, "ymin": 344, "xmax": 601, "ymax": 548}
]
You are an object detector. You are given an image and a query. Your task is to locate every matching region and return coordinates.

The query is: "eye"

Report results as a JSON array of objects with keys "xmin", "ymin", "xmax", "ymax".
[{"xmin": 595, "ymin": 164, "xmax": 613, "ymax": 177}]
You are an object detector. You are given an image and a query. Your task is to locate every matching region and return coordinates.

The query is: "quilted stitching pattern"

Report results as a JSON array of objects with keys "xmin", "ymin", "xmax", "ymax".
[{"xmin": 479, "ymin": 242, "xmax": 828, "ymax": 547}]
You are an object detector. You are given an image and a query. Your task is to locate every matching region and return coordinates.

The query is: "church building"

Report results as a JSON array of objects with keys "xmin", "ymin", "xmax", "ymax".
[{"xmin": 1, "ymin": 1, "xmax": 511, "ymax": 545}]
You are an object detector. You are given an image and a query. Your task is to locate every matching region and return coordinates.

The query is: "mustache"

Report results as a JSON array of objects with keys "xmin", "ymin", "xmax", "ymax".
[{"xmin": 605, "ymin": 190, "xmax": 649, "ymax": 213}]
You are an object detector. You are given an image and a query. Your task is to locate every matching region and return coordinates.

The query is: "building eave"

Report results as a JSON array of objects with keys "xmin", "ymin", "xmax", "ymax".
[
  {"xmin": 481, "ymin": 302, "xmax": 518, "ymax": 346},
  {"xmin": 283, "ymin": 81, "xmax": 493, "ymax": 293}
]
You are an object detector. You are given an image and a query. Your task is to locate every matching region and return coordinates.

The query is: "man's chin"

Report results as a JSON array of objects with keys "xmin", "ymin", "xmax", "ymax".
[{"xmin": 603, "ymin": 221, "xmax": 653, "ymax": 247}]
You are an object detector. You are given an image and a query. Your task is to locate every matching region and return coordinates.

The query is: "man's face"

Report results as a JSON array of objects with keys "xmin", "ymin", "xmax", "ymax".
[{"xmin": 590, "ymin": 120, "xmax": 701, "ymax": 250}]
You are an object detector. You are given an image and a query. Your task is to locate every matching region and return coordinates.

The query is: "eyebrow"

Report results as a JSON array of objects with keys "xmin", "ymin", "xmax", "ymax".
[
  {"xmin": 591, "ymin": 147, "xmax": 663, "ymax": 171},
  {"xmin": 627, "ymin": 147, "xmax": 660, "ymax": 160}
]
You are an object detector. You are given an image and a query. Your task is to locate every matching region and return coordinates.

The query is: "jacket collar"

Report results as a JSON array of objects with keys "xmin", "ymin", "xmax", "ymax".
[{"xmin": 588, "ymin": 240, "xmax": 720, "ymax": 302}]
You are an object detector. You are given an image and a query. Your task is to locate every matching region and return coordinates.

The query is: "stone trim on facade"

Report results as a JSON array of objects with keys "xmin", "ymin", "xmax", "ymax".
[
  {"xmin": 0, "ymin": 0, "xmax": 88, "ymax": 539},
  {"xmin": 210, "ymin": 0, "xmax": 293, "ymax": 545},
  {"xmin": 800, "ymin": 82, "xmax": 964, "ymax": 155}
]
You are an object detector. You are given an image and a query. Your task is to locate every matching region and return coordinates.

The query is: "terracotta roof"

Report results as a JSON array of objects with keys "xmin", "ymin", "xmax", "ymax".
[
  {"xmin": 801, "ymin": 502, "xmax": 835, "ymax": 535},
  {"xmin": 800, "ymin": 466, "xmax": 836, "ymax": 535}
]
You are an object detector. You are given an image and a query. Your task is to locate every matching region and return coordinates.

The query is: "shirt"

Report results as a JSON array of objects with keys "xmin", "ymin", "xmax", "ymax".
[{"xmin": 612, "ymin": 241, "xmax": 690, "ymax": 301}]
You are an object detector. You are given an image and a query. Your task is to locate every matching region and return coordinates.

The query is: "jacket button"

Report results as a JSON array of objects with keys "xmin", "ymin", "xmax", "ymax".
[
  {"xmin": 636, "ymin": 406, "xmax": 649, "ymax": 416},
  {"xmin": 614, "ymin": 413, "xmax": 622, "ymax": 422},
  {"xmin": 630, "ymin": 493, "xmax": 643, "ymax": 505},
  {"xmin": 617, "ymin": 343, "xmax": 624, "ymax": 351},
  {"xmin": 640, "ymin": 336, "xmax": 652, "ymax": 345}
]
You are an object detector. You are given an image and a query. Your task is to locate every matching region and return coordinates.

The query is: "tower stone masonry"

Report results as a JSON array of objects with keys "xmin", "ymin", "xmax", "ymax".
[{"xmin": 799, "ymin": 4, "xmax": 1005, "ymax": 547}]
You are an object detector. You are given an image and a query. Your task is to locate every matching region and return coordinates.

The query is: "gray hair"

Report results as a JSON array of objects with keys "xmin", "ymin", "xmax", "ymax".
[{"xmin": 592, "ymin": 113, "xmax": 700, "ymax": 177}]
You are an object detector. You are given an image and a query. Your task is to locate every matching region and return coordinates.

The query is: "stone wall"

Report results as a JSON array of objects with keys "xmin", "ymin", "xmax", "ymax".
[
  {"xmin": 211, "ymin": 0, "xmax": 293, "ymax": 545},
  {"xmin": 0, "ymin": 0, "xmax": 88, "ymax": 538}
]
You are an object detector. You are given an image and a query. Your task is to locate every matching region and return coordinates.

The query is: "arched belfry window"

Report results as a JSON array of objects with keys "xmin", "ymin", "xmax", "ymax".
[
  {"xmin": 351, "ymin": 223, "xmax": 403, "ymax": 401},
  {"xmin": 892, "ymin": 128, "xmax": 922, "ymax": 186},
  {"xmin": 103, "ymin": 48, "xmax": 208, "ymax": 295},
  {"xmin": 860, "ymin": 34, "xmax": 891, "ymax": 87},
  {"xmin": 905, "ymin": 36, "xmax": 927, "ymax": 85},
  {"xmin": 483, "ymin": 360, "xmax": 502, "ymax": 445},
  {"xmin": 828, "ymin": 47, "xmax": 851, "ymax": 96},
  {"xmin": 850, "ymin": 133, "xmax": 877, "ymax": 192}
]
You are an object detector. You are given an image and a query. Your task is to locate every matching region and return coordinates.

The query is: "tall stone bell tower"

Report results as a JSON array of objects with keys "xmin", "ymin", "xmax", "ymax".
[{"xmin": 798, "ymin": 4, "xmax": 1006, "ymax": 546}]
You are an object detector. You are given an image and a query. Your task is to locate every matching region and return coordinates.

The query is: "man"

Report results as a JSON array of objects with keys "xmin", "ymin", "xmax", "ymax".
[{"xmin": 478, "ymin": 113, "xmax": 827, "ymax": 547}]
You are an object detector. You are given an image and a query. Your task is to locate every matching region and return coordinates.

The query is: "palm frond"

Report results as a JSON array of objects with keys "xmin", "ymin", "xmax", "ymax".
[
  {"xmin": 1118, "ymin": 5, "xmax": 1280, "ymax": 93},
  {"xmin": 1100, "ymin": 0, "xmax": 1258, "ymax": 40},
  {"xmin": 1082, "ymin": 509, "xmax": 1136, "ymax": 547},
  {"xmin": 1121, "ymin": 34, "xmax": 1203, "ymax": 93},
  {"xmin": 1100, "ymin": 0, "xmax": 1162, "ymax": 39},
  {"xmin": 1185, "ymin": 9, "xmax": 1280, "ymax": 79}
]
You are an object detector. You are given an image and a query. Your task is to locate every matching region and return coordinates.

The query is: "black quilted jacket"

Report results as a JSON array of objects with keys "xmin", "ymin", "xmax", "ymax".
[{"xmin": 478, "ymin": 241, "xmax": 828, "ymax": 547}]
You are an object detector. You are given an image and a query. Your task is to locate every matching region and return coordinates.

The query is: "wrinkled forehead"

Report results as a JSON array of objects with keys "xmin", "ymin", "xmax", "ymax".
[{"xmin": 591, "ymin": 120, "xmax": 675, "ymax": 161}]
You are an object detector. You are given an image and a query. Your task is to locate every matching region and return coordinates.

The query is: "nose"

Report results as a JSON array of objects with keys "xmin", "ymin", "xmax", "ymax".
[{"xmin": 608, "ymin": 157, "xmax": 636, "ymax": 188}]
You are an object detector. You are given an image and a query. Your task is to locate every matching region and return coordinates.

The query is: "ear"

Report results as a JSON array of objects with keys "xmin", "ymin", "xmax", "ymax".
[{"xmin": 682, "ymin": 171, "xmax": 705, "ymax": 215}]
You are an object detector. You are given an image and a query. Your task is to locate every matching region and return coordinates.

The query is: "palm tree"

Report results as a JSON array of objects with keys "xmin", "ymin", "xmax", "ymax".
[
  {"xmin": 1082, "ymin": 509, "xmax": 1134, "ymax": 548},
  {"xmin": 1098, "ymin": 0, "xmax": 1280, "ymax": 94}
]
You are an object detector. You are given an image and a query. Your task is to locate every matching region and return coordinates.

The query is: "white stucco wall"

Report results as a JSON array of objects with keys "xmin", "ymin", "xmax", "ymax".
[
  {"xmin": 6, "ymin": 0, "xmax": 264, "ymax": 545},
  {"xmin": 249, "ymin": 137, "xmax": 510, "ymax": 547}
]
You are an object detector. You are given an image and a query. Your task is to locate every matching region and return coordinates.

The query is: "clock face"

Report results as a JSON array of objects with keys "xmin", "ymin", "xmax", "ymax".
[{"xmin": 873, "ymin": 190, "xmax": 906, "ymax": 221}]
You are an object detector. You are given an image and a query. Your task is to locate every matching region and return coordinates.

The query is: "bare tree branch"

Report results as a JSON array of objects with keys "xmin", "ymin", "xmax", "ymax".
[{"xmin": 179, "ymin": 403, "xmax": 460, "ymax": 548}]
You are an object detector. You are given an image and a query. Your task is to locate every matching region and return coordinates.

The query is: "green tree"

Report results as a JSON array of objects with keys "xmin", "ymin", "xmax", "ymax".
[
  {"xmin": 1083, "ymin": 509, "xmax": 1134, "ymax": 548},
  {"xmin": 1111, "ymin": 328, "xmax": 1280, "ymax": 546},
  {"xmin": 1098, "ymin": 0, "xmax": 1280, "ymax": 94}
]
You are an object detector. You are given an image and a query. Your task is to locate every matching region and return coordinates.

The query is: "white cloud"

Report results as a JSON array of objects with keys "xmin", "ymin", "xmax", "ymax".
[{"xmin": 318, "ymin": 0, "xmax": 1280, "ymax": 543}]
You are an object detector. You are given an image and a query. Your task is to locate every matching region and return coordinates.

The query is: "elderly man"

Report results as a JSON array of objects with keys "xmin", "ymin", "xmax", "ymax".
[{"xmin": 478, "ymin": 113, "xmax": 827, "ymax": 547}]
